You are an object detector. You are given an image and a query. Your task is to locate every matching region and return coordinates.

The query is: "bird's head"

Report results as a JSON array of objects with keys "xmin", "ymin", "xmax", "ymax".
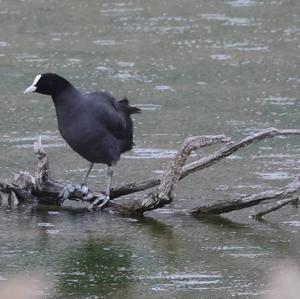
[{"xmin": 24, "ymin": 73, "xmax": 71, "ymax": 96}]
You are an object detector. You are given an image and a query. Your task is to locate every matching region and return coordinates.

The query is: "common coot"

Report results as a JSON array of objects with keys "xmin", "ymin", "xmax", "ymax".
[{"xmin": 24, "ymin": 73, "xmax": 141, "ymax": 209}]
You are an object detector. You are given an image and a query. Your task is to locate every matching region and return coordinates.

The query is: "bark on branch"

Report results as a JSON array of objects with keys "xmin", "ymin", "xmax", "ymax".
[
  {"xmin": 191, "ymin": 176, "xmax": 300, "ymax": 215},
  {"xmin": 111, "ymin": 128, "xmax": 300, "ymax": 198},
  {"xmin": 116, "ymin": 135, "xmax": 230, "ymax": 214},
  {"xmin": 0, "ymin": 128, "xmax": 299, "ymax": 219}
]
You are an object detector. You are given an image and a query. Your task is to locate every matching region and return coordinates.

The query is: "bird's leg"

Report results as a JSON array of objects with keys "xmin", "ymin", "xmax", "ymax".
[
  {"xmin": 106, "ymin": 167, "xmax": 113, "ymax": 194},
  {"xmin": 83, "ymin": 162, "xmax": 94, "ymax": 185},
  {"xmin": 104, "ymin": 166, "xmax": 113, "ymax": 199},
  {"xmin": 89, "ymin": 166, "xmax": 113, "ymax": 210},
  {"xmin": 80, "ymin": 162, "xmax": 94, "ymax": 194}
]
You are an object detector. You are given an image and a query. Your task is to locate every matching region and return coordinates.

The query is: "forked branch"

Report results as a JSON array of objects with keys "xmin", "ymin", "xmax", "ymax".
[
  {"xmin": 111, "ymin": 128, "xmax": 300, "ymax": 198},
  {"xmin": 0, "ymin": 128, "xmax": 299, "ymax": 219}
]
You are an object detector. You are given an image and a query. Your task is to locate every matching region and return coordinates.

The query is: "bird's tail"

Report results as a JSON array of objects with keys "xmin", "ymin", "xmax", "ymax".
[{"xmin": 118, "ymin": 98, "xmax": 141, "ymax": 114}]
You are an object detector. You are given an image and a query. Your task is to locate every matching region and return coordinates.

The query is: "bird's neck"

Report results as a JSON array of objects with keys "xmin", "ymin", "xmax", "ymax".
[
  {"xmin": 51, "ymin": 86, "xmax": 81, "ymax": 106},
  {"xmin": 52, "ymin": 87, "xmax": 83, "ymax": 127}
]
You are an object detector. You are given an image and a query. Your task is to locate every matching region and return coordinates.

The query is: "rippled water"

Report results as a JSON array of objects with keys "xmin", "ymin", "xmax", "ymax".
[{"xmin": 0, "ymin": 0, "xmax": 299, "ymax": 298}]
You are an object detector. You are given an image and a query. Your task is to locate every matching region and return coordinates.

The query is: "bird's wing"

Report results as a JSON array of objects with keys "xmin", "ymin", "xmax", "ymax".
[{"xmin": 86, "ymin": 92, "xmax": 127, "ymax": 140}]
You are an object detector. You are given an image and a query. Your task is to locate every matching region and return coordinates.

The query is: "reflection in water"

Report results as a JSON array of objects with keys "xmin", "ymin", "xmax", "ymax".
[
  {"xmin": 192, "ymin": 214, "xmax": 248, "ymax": 228},
  {"xmin": 57, "ymin": 238, "xmax": 132, "ymax": 298},
  {"xmin": 134, "ymin": 217, "xmax": 179, "ymax": 265}
]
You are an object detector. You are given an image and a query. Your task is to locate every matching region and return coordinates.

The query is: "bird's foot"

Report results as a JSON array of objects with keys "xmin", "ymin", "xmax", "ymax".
[
  {"xmin": 88, "ymin": 194, "xmax": 110, "ymax": 211},
  {"xmin": 58, "ymin": 183, "xmax": 90, "ymax": 204}
]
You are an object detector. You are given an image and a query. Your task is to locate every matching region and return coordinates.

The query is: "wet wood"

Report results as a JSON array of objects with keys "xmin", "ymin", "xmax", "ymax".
[
  {"xmin": 111, "ymin": 128, "xmax": 300, "ymax": 198},
  {"xmin": 0, "ymin": 127, "xmax": 299, "ymax": 219},
  {"xmin": 253, "ymin": 196, "xmax": 298, "ymax": 219},
  {"xmin": 117, "ymin": 135, "xmax": 230, "ymax": 215},
  {"xmin": 191, "ymin": 176, "xmax": 300, "ymax": 215}
]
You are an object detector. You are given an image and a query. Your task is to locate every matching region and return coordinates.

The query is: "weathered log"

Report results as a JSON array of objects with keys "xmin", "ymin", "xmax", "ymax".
[
  {"xmin": 117, "ymin": 135, "xmax": 230, "ymax": 215},
  {"xmin": 191, "ymin": 175, "xmax": 300, "ymax": 215},
  {"xmin": 0, "ymin": 134, "xmax": 229, "ymax": 211},
  {"xmin": 111, "ymin": 128, "xmax": 300, "ymax": 198},
  {"xmin": 0, "ymin": 127, "xmax": 299, "ymax": 219}
]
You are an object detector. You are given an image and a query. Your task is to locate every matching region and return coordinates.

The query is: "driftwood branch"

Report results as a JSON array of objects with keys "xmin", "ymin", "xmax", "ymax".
[
  {"xmin": 0, "ymin": 128, "xmax": 299, "ymax": 219},
  {"xmin": 191, "ymin": 176, "xmax": 300, "ymax": 215},
  {"xmin": 1, "ymin": 134, "xmax": 229, "ymax": 211},
  {"xmin": 116, "ymin": 135, "xmax": 230, "ymax": 214},
  {"xmin": 181, "ymin": 128, "xmax": 300, "ymax": 179},
  {"xmin": 111, "ymin": 128, "xmax": 300, "ymax": 198},
  {"xmin": 253, "ymin": 196, "xmax": 298, "ymax": 219}
]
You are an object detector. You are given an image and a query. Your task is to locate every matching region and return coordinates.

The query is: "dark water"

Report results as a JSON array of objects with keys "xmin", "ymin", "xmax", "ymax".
[{"xmin": 0, "ymin": 0, "xmax": 299, "ymax": 298}]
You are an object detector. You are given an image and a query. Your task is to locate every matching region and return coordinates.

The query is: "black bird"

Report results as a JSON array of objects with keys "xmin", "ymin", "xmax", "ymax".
[{"xmin": 24, "ymin": 73, "xmax": 141, "ymax": 209}]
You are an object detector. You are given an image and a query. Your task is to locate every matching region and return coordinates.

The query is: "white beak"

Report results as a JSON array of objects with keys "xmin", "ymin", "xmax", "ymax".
[
  {"xmin": 24, "ymin": 74, "xmax": 41, "ymax": 94},
  {"xmin": 24, "ymin": 85, "xmax": 37, "ymax": 94}
]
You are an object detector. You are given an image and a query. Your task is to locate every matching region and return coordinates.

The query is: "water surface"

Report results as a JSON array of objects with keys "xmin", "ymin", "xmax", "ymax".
[{"xmin": 0, "ymin": 0, "xmax": 299, "ymax": 298}]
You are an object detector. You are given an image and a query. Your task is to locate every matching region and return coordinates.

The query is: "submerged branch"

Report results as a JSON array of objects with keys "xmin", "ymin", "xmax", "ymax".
[
  {"xmin": 0, "ymin": 127, "xmax": 299, "ymax": 219},
  {"xmin": 111, "ymin": 128, "xmax": 300, "ymax": 198},
  {"xmin": 253, "ymin": 196, "xmax": 298, "ymax": 219},
  {"xmin": 191, "ymin": 175, "xmax": 300, "ymax": 215},
  {"xmin": 118, "ymin": 135, "xmax": 229, "ymax": 214}
]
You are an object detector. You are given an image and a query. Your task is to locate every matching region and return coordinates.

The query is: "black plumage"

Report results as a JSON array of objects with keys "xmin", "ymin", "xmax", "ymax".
[{"xmin": 24, "ymin": 73, "xmax": 140, "ymax": 208}]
